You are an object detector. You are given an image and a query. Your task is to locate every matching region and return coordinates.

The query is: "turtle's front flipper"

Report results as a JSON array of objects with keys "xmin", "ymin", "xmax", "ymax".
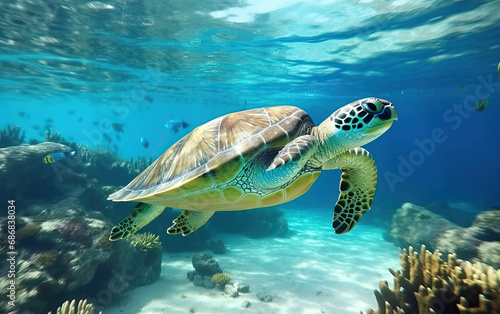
[
  {"xmin": 323, "ymin": 147, "xmax": 377, "ymax": 234},
  {"xmin": 167, "ymin": 210, "xmax": 215, "ymax": 236},
  {"xmin": 267, "ymin": 135, "xmax": 318, "ymax": 171},
  {"xmin": 109, "ymin": 203, "xmax": 165, "ymax": 241}
]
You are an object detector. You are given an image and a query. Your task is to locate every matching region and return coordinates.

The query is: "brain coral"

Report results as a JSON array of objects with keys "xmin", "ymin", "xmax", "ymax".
[{"xmin": 212, "ymin": 273, "xmax": 231, "ymax": 285}]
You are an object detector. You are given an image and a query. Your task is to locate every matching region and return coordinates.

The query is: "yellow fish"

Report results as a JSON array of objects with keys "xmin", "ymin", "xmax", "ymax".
[
  {"xmin": 473, "ymin": 99, "xmax": 489, "ymax": 112},
  {"xmin": 498, "ymin": 61, "xmax": 500, "ymax": 76}
]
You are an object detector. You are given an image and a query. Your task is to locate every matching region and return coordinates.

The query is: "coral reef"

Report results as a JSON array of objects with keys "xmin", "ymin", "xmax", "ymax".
[
  {"xmin": 45, "ymin": 130, "xmax": 71, "ymax": 146},
  {"xmin": 127, "ymin": 155, "xmax": 153, "ymax": 174},
  {"xmin": 0, "ymin": 142, "xmax": 86, "ymax": 207},
  {"xmin": 76, "ymin": 144, "xmax": 152, "ymax": 184},
  {"xmin": 0, "ymin": 124, "xmax": 25, "ymax": 147},
  {"xmin": 37, "ymin": 250, "xmax": 60, "ymax": 269},
  {"xmin": 212, "ymin": 273, "xmax": 231, "ymax": 285},
  {"xmin": 390, "ymin": 203, "xmax": 500, "ymax": 268},
  {"xmin": 364, "ymin": 245, "xmax": 500, "ymax": 314},
  {"xmin": 49, "ymin": 299, "xmax": 101, "ymax": 314},
  {"xmin": 130, "ymin": 232, "xmax": 162, "ymax": 251},
  {"xmin": 0, "ymin": 202, "xmax": 162, "ymax": 313},
  {"xmin": 17, "ymin": 221, "xmax": 42, "ymax": 240}
]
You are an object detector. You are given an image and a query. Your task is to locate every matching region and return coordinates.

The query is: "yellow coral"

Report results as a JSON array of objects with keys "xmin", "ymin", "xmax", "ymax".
[
  {"xmin": 365, "ymin": 245, "xmax": 500, "ymax": 314},
  {"xmin": 17, "ymin": 222, "xmax": 41, "ymax": 240},
  {"xmin": 38, "ymin": 250, "xmax": 59, "ymax": 269},
  {"xmin": 212, "ymin": 273, "xmax": 231, "ymax": 285},
  {"xmin": 49, "ymin": 299, "xmax": 101, "ymax": 314},
  {"xmin": 130, "ymin": 232, "xmax": 161, "ymax": 251}
]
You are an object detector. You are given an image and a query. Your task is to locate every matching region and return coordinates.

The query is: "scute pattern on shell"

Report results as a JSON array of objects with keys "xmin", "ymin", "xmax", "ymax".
[{"xmin": 109, "ymin": 106, "xmax": 311, "ymax": 202}]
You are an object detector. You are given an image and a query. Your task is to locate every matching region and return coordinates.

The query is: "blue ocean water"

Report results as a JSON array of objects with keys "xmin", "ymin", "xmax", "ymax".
[
  {"xmin": 1, "ymin": 1, "xmax": 500, "ymax": 313},
  {"xmin": 3, "ymin": 1, "xmax": 499, "ymax": 216}
]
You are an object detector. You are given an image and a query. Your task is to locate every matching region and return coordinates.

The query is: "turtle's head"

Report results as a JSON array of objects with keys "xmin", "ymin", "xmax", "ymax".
[{"xmin": 318, "ymin": 97, "xmax": 398, "ymax": 150}]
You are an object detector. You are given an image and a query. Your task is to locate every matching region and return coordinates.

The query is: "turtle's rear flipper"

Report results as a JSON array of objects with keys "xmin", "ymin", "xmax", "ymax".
[
  {"xmin": 167, "ymin": 210, "xmax": 215, "ymax": 236},
  {"xmin": 267, "ymin": 135, "xmax": 318, "ymax": 171},
  {"xmin": 324, "ymin": 147, "xmax": 378, "ymax": 234},
  {"xmin": 109, "ymin": 203, "xmax": 165, "ymax": 241}
]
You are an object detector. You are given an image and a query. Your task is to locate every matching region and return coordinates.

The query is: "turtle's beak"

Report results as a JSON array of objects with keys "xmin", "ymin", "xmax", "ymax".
[
  {"xmin": 363, "ymin": 119, "xmax": 394, "ymax": 135},
  {"xmin": 389, "ymin": 105, "xmax": 398, "ymax": 121},
  {"xmin": 363, "ymin": 104, "xmax": 398, "ymax": 135},
  {"xmin": 378, "ymin": 103, "xmax": 398, "ymax": 122}
]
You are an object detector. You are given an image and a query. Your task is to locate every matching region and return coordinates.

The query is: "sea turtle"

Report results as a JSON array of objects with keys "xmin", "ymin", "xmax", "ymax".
[{"xmin": 108, "ymin": 97, "xmax": 397, "ymax": 241}]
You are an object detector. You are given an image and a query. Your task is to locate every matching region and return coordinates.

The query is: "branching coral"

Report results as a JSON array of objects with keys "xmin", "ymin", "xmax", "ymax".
[
  {"xmin": 0, "ymin": 124, "xmax": 25, "ymax": 147},
  {"xmin": 45, "ymin": 130, "xmax": 70, "ymax": 146},
  {"xmin": 365, "ymin": 245, "xmax": 500, "ymax": 314},
  {"xmin": 50, "ymin": 299, "xmax": 101, "ymax": 314},
  {"xmin": 212, "ymin": 273, "xmax": 231, "ymax": 285},
  {"xmin": 77, "ymin": 145, "xmax": 97, "ymax": 164},
  {"xmin": 127, "ymin": 155, "xmax": 153, "ymax": 174},
  {"xmin": 130, "ymin": 232, "xmax": 161, "ymax": 251},
  {"xmin": 77, "ymin": 144, "xmax": 151, "ymax": 175}
]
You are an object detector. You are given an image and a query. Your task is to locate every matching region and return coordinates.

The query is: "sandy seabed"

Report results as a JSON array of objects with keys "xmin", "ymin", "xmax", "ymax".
[{"xmin": 105, "ymin": 209, "xmax": 400, "ymax": 314}]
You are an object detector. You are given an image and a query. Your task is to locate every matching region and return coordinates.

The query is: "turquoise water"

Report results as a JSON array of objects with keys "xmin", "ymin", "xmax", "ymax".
[
  {"xmin": 3, "ymin": 1, "xmax": 500, "ymax": 216},
  {"xmin": 1, "ymin": 1, "xmax": 500, "ymax": 313}
]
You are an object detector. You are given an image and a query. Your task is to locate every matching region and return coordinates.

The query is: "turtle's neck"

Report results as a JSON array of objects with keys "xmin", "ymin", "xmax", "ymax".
[{"xmin": 308, "ymin": 125, "xmax": 346, "ymax": 168}]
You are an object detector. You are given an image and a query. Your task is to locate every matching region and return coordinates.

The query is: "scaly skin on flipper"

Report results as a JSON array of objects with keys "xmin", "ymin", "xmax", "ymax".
[
  {"xmin": 167, "ymin": 210, "xmax": 215, "ymax": 236},
  {"xmin": 109, "ymin": 203, "xmax": 165, "ymax": 241},
  {"xmin": 323, "ymin": 147, "xmax": 377, "ymax": 234}
]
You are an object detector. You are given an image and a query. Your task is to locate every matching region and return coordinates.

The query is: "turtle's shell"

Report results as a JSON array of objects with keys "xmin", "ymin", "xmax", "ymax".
[{"xmin": 108, "ymin": 106, "xmax": 314, "ymax": 209}]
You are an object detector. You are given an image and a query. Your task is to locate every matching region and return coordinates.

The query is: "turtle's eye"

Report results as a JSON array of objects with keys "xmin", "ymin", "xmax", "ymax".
[{"xmin": 361, "ymin": 98, "xmax": 384, "ymax": 114}]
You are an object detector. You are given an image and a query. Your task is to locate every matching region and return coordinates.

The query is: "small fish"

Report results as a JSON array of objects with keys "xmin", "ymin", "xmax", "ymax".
[
  {"xmin": 474, "ymin": 99, "xmax": 489, "ymax": 112},
  {"xmin": 111, "ymin": 107, "xmax": 125, "ymax": 117},
  {"xmin": 165, "ymin": 120, "xmax": 189, "ymax": 134},
  {"xmin": 144, "ymin": 95, "xmax": 154, "ymax": 103},
  {"xmin": 18, "ymin": 112, "xmax": 27, "ymax": 117},
  {"xmin": 113, "ymin": 144, "xmax": 119, "ymax": 151},
  {"xmin": 141, "ymin": 137, "xmax": 149, "ymax": 148},
  {"xmin": 103, "ymin": 133, "xmax": 112, "ymax": 143},
  {"xmin": 112, "ymin": 123, "xmax": 125, "ymax": 133},
  {"xmin": 116, "ymin": 134, "xmax": 121, "ymax": 141},
  {"xmin": 32, "ymin": 125, "xmax": 40, "ymax": 130},
  {"xmin": 92, "ymin": 121, "xmax": 99, "ymax": 126},
  {"xmin": 78, "ymin": 117, "xmax": 83, "ymax": 122},
  {"xmin": 68, "ymin": 110, "xmax": 76, "ymax": 115},
  {"xmin": 43, "ymin": 151, "xmax": 76, "ymax": 163},
  {"xmin": 45, "ymin": 118, "xmax": 54, "ymax": 123}
]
